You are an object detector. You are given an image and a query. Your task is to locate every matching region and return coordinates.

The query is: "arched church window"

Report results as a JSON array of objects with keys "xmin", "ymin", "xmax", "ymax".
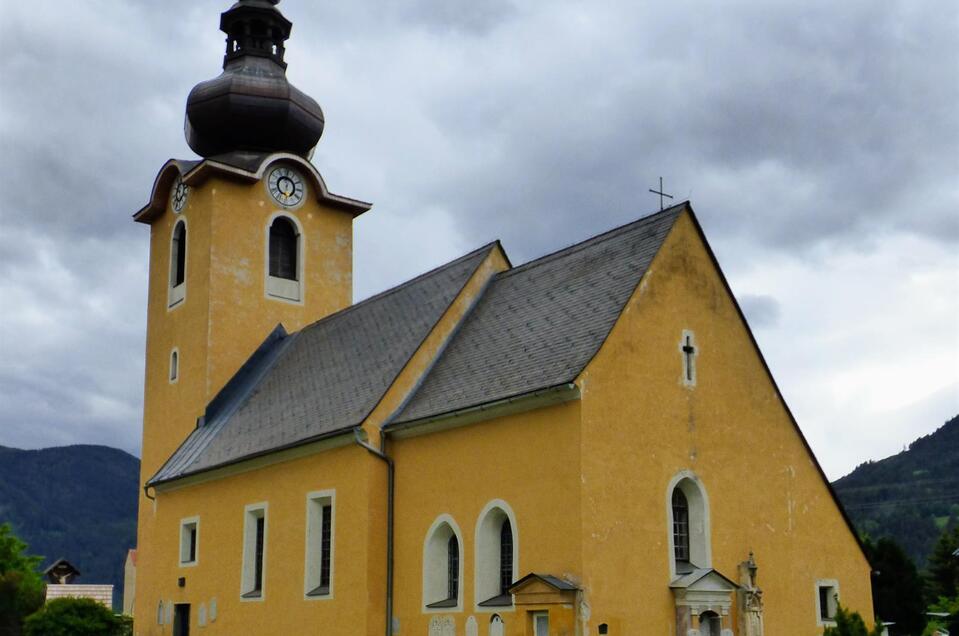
[
  {"xmin": 269, "ymin": 217, "xmax": 298, "ymax": 281},
  {"xmin": 424, "ymin": 516, "xmax": 462, "ymax": 609},
  {"xmin": 171, "ymin": 221, "xmax": 186, "ymax": 287},
  {"xmin": 447, "ymin": 534, "xmax": 459, "ymax": 601},
  {"xmin": 168, "ymin": 220, "xmax": 187, "ymax": 307},
  {"xmin": 475, "ymin": 501, "xmax": 518, "ymax": 607},
  {"xmin": 667, "ymin": 474, "xmax": 712, "ymax": 578},
  {"xmin": 499, "ymin": 519, "xmax": 513, "ymax": 595},
  {"xmin": 672, "ymin": 489, "xmax": 690, "ymax": 565}
]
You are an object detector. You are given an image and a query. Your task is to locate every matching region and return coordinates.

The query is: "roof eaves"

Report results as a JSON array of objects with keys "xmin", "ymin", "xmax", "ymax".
[
  {"xmin": 298, "ymin": 241, "xmax": 502, "ymax": 338},
  {"xmin": 148, "ymin": 425, "xmax": 358, "ymax": 490}
]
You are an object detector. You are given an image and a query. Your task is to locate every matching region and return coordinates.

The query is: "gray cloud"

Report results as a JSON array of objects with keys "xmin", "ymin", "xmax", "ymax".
[
  {"xmin": 739, "ymin": 294, "xmax": 781, "ymax": 329},
  {"xmin": 0, "ymin": 0, "xmax": 955, "ymax": 476}
]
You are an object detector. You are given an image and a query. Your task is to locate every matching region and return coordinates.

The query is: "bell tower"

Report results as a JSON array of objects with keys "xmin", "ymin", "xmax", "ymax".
[{"xmin": 133, "ymin": 0, "xmax": 370, "ymax": 561}]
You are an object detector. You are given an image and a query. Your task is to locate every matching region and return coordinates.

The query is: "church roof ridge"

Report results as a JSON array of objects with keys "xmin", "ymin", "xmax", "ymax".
[
  {"xmin": 392, "ymin": 204, "xmax": 686, "ymax": 425},
  {"xmin": 499, "ymin": 201, "xmax": 690, "ymax": 280},
  {"xmin": 296, "ymin": 241, "xmax": 502, "ymax": 338}
]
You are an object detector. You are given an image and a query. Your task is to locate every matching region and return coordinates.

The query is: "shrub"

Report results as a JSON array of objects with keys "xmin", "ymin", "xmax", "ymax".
[
  {"xmin": 823, "ymin": 603, "xmax": 884, "ymax": 636},
  {"xmin": 23, "ymin": 597, "xmax": 126, "ymax": 636}
]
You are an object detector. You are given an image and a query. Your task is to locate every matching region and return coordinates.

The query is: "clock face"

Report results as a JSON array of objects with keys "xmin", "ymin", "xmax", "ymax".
[
  {"xmin": 171, "ymin": 178, "xmax": 189, "ymax": 213},
  {"xmin": 268, "ymin": 167, "xmax": 305, "ymax": 207}
]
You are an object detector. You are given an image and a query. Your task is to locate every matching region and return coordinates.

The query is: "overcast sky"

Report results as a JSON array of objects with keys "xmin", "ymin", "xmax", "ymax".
[{"xmin": 0, "ymin": 0, "xmax": 955, "ymax": 480}]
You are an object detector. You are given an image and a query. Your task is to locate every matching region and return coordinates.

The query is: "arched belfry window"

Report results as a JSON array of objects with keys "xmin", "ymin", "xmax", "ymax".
[
  {"xmin": 269, "ymin": 217, "xmax": 298, "ymax": 281},
  {"xmin": 475, "ymin": 500, "xmax": 518, "ymax": 608},
  {"xmin": 667, "ymin": 475, "xmax": 711, "ymax": 578},
  {"xmin": 168, "ymin": 220, "xmax": 187, "ymax": 307},
  {"xmin": 424, "ymin": 516, "xmax": 462, "ymax": 610},
  {"xmin": 265, "ymin": 215, "xmax": 302, "ymax": 302}
]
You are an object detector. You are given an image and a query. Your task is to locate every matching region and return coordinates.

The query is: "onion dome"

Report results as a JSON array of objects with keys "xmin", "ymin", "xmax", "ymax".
[{"xmin": 184, "ymin": 0, "xmax": 325, "ymax": 158}]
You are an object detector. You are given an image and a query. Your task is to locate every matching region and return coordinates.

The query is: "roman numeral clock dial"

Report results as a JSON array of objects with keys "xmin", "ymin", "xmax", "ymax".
[{"xmin": 268, "ymin": 167, "xmax": 305, "ymax": 207}]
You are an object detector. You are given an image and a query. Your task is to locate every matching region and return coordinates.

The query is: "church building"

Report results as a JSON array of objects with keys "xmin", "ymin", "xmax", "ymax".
[{"xmin": 133, "ymin": 2, "xmax": 874, "ymax": 634}]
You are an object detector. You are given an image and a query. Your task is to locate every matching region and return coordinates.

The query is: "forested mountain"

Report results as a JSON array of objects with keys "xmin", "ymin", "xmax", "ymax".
[
  {"xmin": 0, "ymin": 444, "xmax": 139, "ymax": 609},
  {"xmin": 833, "ymin": 415, "xmax": 959, "ymax": 568}
]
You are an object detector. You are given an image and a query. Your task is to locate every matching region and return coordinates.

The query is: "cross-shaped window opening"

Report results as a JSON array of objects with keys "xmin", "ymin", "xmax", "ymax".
[{"xmin": 681, "ymin": 331, "xmax": 697, "ymax": 386}]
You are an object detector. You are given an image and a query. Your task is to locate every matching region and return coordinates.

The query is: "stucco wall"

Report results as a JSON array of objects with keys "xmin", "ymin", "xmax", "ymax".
[
  {"xmin": 576, "ymin": 210, "xmax": 873, "ymax": 634},
  {"xmin": 390, "ymin": 400, "xmax": 583, "ymax": 636}
]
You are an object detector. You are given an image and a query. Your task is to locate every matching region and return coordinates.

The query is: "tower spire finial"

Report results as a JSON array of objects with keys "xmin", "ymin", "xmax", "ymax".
[{"xmin": 183, "ymin": 0, "xmax": 325, "ymax": 158}]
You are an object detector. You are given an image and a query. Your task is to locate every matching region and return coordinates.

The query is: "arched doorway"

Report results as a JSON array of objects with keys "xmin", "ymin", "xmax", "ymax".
[{"xmin": 699, "ymin": 610, "xmax": 721, "ymax": 636}]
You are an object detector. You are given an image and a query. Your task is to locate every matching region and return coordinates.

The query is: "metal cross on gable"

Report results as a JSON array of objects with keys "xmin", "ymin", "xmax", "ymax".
[{"xmin": 649, "ymin": 177, "xmax": 674, "ymax": 211}]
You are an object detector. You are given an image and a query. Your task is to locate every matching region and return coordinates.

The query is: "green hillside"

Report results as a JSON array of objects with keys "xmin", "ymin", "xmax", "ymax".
[
  {"xmin": 833, "ymin": 415, "xmax": 959, "ymax": 568},
  {"xmin": 0, "ymin": 444, "xmax": 139, "ymax": 610}
]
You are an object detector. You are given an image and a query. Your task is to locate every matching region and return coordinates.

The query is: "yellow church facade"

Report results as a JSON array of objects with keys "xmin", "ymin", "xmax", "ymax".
[{"xmin": 132, "ymin": 2, "xmax": 873, "ymax": 635}]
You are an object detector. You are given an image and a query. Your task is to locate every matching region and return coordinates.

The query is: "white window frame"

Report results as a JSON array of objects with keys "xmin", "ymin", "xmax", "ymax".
[
  {"xmin": 178, "ymin": 516, "xmax": 199, "ymax": 567},
  {"xmin": 679, "ymin": 329, "xmax": 698, "ymax": 387},
  {"xmin": 815, "ymin": 579, "xmax": 840, "ymax": 626},
  {"xmin": 304, "ymin": 490, "xmax": 335, "ymax": 600},
  {"xmin": 422, "ymin": 514, "xmax": 464, "ymax": 613},
  {"xmin": 532, "ymin": 611, "xmax": 549, "ymax": 636},
  {"xmin": 264, "ymin": 212, "xmax": 305, "ymax": 304},
  {"xmin": 240, "ymin": 502, "xmax": 268, "ymax": 601},
  {"xmin": 169, "ymin": 348, "xmax": 179, "ymax": 384},
  {"xmin": 474, "ymin": 499, "xmax": 518, "ymax": 611},
  {"xmin": 168, "ymin": 218, "xmax": 187, "ymax": 309},
  {"xmin": 665, "ymin": 471, "xmax": 713, "ymax": 580}
]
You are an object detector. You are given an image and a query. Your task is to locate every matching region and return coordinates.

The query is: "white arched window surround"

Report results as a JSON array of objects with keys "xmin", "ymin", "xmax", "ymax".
[
  {"xmin": 423, "ymin": 514, "xmax": 464, "ymax": 612},
  {"xmin": 666, "ymin": 470, "xmax": 712, "ymax": 580},
  {"xmin": 263, "ymin": 211, "xmax": 305, "ymax": 304},
  {"xmin": 474, "ymin": 499, "xmax": 519, "ymax": 611},
  {"xmin": 168, "ymin": 218, "xmax": 188, "ymax": 309},
  {"xmin": 169, "ymin": 348, "xmax": 179, "ymax": 384}
]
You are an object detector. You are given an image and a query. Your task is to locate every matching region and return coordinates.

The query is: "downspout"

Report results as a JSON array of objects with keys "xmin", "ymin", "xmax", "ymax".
[
  {"xmin": 354, "ymin": 428, "xmax": 394, "ymax": 636},
  {"xmin": 143, "ymin": 483, "xmax": 156, "ymax": 501}
]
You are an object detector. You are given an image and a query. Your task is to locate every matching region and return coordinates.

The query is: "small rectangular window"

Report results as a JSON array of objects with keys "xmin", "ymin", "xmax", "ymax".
[
  {"xmin": 533, "ymin": 611, "xmax": 549, "ymax": 636},
  {"xmin": 816, "ymin": 580, "xmax": 839, "ymax": 624},
  {"xmin": 179, "ymin": 518, "xmax": 199, "ymax": 566},
  {"xmin": 305, "ymin": 491, "xmax": 334, "ymax": 598},
  {"xmin": 241, "ymin": 504, "xmax": 267, "ymax": 600}
]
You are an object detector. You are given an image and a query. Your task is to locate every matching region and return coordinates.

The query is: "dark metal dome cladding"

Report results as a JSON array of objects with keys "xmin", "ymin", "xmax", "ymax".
[{"xmin": 184, "ymin": 0, "xmax": 325, "ymax": 158}]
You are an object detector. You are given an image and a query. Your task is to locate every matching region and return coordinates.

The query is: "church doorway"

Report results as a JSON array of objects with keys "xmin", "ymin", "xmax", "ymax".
[
  {"xmin": 173, "ymin": 603, "xmax": 190, "ymax": 636},
  {"xmin": 699, "ymin": 610, "xmax": 721, "ymax": 636}
]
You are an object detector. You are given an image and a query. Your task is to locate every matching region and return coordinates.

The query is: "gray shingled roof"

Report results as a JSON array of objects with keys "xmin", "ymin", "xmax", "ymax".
[
  {"xmin": 392, "ymin": 204, "xmax": 684, "ymax": 424},
  {"xmin": 149, "ymin": 243, "xmax": 495, "ymax": 485}
]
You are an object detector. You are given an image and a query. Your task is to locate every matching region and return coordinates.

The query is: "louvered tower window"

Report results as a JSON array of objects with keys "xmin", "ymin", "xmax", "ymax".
[{"xmin": 269, "ymin": 217, "xmax": 298, "ymax": 280}]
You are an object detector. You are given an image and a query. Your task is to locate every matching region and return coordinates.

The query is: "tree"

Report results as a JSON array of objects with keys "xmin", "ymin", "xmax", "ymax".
[
  {"xmin": 0, "ymin": 523, "xmax": 45, "ymax": 636},
  {"xmin": 926, "ymin": 526, "xmax": 959, "ymax": 603},
  {"xmin": 865, "ymin": 537, "xmax": 926, "ymax": 635},
  {"xmin": 823, "ymin": 604, "xmax": 884, "ymax": 636},
  {"xmin": 925, "ymin": 595, "xmax": 959, "ymax": 636},
  {"xmin": 23, "ymin": 597, "xmax": 128, "ymax": 636}
]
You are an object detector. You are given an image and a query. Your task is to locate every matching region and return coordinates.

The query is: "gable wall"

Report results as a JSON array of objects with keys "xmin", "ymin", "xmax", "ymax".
[
  {"xmin": 389, "ymin": 399, "xmax": 583, "ymax": 636},
  {"xmin": 575, "ymin": 210, "xmax": 872, "ymax": 634}
]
